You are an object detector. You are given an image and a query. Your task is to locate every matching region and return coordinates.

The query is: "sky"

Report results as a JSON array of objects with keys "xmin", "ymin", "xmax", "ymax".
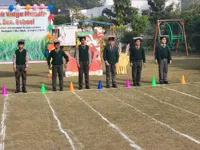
[{"xmin": 0, "ymin": 0, "xmax": 15, "ymax": 5}]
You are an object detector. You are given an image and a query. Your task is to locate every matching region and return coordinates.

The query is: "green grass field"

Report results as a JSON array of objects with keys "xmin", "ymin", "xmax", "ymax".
[{"xmin": 0, "ymin": 55, "xmax": 200, "ymax": 150}]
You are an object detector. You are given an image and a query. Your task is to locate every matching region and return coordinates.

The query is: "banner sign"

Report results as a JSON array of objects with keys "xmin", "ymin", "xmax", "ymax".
[
  {"xmin": 57, "ymin": 26, "xmax": 77, "ymax": 46},
  {"xmin": 0, "ymin": 7, "xmax": 50, "ymax": 61}
]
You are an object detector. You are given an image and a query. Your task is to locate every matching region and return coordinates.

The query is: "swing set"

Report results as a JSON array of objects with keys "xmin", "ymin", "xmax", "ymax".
[{"xmin": 153, "ymin": 19, "xmax": 188, "ymax": 56}]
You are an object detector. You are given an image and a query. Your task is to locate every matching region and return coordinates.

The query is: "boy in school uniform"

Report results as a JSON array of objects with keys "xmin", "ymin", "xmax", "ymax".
[
  {"xmin": 103, "ymin": 36, "xmax": 119, "ymax": 88},
  {"xmin": 130, "ymin": 37, "xmax": 146, "ymax": 86},
  {"xmin": 48, "ymin": 40, "xmax": 69, "ymax": 91},
  {"xmin": 155, "ymin": 36, "xmax": 172, "ymax": 84},
  {"xmin": 76, "ymin": 36, "xmax": 91, "ymax": 90},
  {"xmin": 13, "ymin": 39, "xmax": 29, "ymax": 93}
]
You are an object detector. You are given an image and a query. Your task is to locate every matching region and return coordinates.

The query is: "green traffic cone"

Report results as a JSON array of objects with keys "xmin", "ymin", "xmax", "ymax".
[
  {"xmin": 152, "ymin": 76, "xmax": 157, "ymax": 86},
  {"xmin": 41, "ymin": 83, "xmax": 46, "ymax": 93}
]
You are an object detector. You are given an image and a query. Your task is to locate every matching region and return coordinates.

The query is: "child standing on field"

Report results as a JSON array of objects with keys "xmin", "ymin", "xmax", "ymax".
[
  {"xmin": 103, "ymin": 36, "xmax": 119, "ymax": 88},
  {"xmin": 48, "ymin": 40, "xmax": 69, "ymax": 91},
  {"xmin": 129, "ymin": 37, "xmax": 146, "ymax": 86},
  {"xmin": 155, "ymin": 36, "xmax": 172, "ymax": 84},
  {"xmin": 13, "ymin": 39, "xmax": 29, "ymax": 93},
  {"xmin": 76, "ymin": 36, "xmax": 91, "ymax": 90}
]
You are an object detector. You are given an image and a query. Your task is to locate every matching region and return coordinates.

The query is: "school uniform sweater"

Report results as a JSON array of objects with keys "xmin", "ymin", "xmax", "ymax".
[
  {"xmin": 130, "ymin": 46, "xmax": 146, "ymax": 63},
  {"xmin": 48, "ymin": 49, "xmax": 69, "ymax": 66},
  {"xmin": 155, "ymin": 44, "xmax": 172, "ymax": 63},
  {"xmin": 13, "ymin": 49, "xmax": 29, "ymax": 68},
  {"xmin": 76, "ymin": 45, "xmax": 91, "ymax": 63}
]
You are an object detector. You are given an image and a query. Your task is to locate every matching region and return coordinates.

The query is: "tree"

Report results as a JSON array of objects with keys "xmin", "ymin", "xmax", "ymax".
[
  {"xmin": 101, "ymin": 0, "xmax": 148, "ymax": 44},
  {"xmin": 70, "ymin": 7, "xmax": 92, "ymax": 30},
  {"xmin": 91, "ymin": 16, "xmax": 112, "ymax": 29},
  {"xmin": 102, "ymin": 0, "xmax": 138, "ymax": 25},
  {"xmin": 131, "ymin": 15, "xmax": 149, "ymax": 36},
  {"xmin": 180, "ymin": 2, "xmax": 200, "ymax": 51},
  {"xmin": 113, "ymin": 0, "xmax": 131, "ymax": 25},
  {"xmin": 181, "ymin": 0, "xmax": 200, "ymax": 9},
  {"xmin": 102, "ymin": 8, "xmax": 116, "ymax": 24},
  {"xmin": 53, "ymin": 15, "xmax": 71, "ymax": 25},
  {"xmin": 147, "ymin": 0, "xmax": 176, "ymax": 24},
  {"xmin": 121, "ymin": 15, "xmax": 149, "ymax": 44}
]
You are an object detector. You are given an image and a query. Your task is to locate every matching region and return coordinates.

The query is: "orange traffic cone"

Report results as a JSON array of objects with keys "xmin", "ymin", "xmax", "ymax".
[
  {"xmin": 69, "ymin": 82, "xmax": 74, "ymax": 91},
  {"xmin": 180, "ymin": 75, "xmax": 186, "ymax": 84}
]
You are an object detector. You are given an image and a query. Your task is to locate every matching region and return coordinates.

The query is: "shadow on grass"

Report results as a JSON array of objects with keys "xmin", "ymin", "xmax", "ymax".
[
  {"xmin": 6, "ymin": 88, "xmax": 16, "ymax": 93},
  {"xmin": 173, "ymin": 59, "xmax": 200, "ymax": 70}
]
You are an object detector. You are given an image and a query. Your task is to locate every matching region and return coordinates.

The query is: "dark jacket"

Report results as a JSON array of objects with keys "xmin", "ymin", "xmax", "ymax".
[
  {"xmin": 48, "ymin": 49, "xmax": 69, "ymax": 66},
  {"xmin": 103, "ymin": 45, "xmax": 119, "ymax": 65},
  {"xmin": 130, "ymin": 45, "xmax": 146, "ymax": 63},
  {"xmin": 155, "ymin": 44, "xmax": 172, "ymax": 63}
]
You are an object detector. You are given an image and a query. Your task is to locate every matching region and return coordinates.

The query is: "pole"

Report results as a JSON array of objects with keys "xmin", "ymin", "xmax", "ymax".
[
  {"xmin": 181, "ymin": 20, "xmax": 188, "ymax": 56},
  {"xmin": 153, "ymin": 21, "xmax": 159, "ymax": 55}
]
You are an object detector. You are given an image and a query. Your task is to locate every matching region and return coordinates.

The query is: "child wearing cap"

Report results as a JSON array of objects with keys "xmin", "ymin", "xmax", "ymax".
[
  {"xmin": 130, "ymin": 37, "xmax": 146, "ymax": 86},
  {"xmin": 13, "ymin": 39, "xmax": 29, "ymax": 93},
  {"xmin": 103, "ymin": 36, "xmax": 119, "ymax": 88},
  {"xmin": 76, "ymin": 36, "xmax": 91, "ymax": 90},
  {"xmin": 155, "ymin": 36, "xmax": 172, "ymax": 84},
  {"xmin": 47, "ymin": 40, "xmax": 69, "ymax": 91}
]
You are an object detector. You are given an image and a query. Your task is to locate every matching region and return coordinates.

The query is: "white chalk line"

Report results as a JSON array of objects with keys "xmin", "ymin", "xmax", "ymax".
[
  {"xmin": 72, "ymin": 91, "xmax": 142, "ymax": 150},
  {"xmin": 43, "ymin": 94, "xmax": 76, "ymax": 150},
  {"xmin": 132, "ymin": 89, "xmax": 200, "ymax": 118},
  {"xmin": 105, "ymin": 92, "xmax": 200, "ymax": 145},
  {"xmin": 162, "ymin": 86, "xmax": 200, "ymax": 100},
  {"xmin": 7, "ymin": 89, "xmax": 104, "ymax": 96},
  {"xmin": 0, "ymin": 95, "xmax": 9, "ymax": 150},
  {"xmin": 5, "ymin": 81, "xmax": 200, "ymax": 96}
]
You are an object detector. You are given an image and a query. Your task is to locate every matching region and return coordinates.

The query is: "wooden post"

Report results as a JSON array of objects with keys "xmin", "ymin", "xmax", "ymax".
[
  {"xmin": 181, "ymin": 20, "xmax": 189, "ymax": 56},
  {"xmin": 175, "ymin": 40, "xmax": 180, "ymax": 54},
  {"xmin": 55, "ymin": 26, "xmax": 58, "ymax": 39},
  {"xmin": 153, "ymin": 21, "xmax": 159, "ymax": 55},
  {"xmin": 153, "ymin": 19, "xmax": 188, "ymax": 56},
  {"xmin": 110, "ymin": 24, "xmax": 114, "ymax": 36}
]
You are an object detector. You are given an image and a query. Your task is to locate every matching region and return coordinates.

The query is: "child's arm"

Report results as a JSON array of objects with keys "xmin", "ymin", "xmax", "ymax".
[
  {"xmin": 116, "ymin": 47, "xmax": 119, "ymax": 65},
  {"xmin": 129, "ymin": 48, "xmax": 133, "ymax": 63},
  {"xmin": 129, "ymin": 47, "xmax": 133, "ymax": 67},
  {"xmin": 103, "ymin": 46, "xmax": 109, "ymax": 66},
  {"xmin": 155, "ymin": 45, "xmax": 159, "ymax": 64},
  {"xmin": 13, "ymin": 53, "xmax": 16, "ymax": 72},
  {"xmin": 76, "ymin": 47, "xmax": 79, "ymax": 66},
  {"xmin": 88, "ymin": 47, "xmax": 92, "ymax": 65},
  {"xmin": 168, "ymin": 46, "xmax": 172, "ymax": 64},
  {"xmin": 63, "ymin": 51, "xmax": 69, "ymax": 68},
  {"xmin": 142, "ymin": 48, "xmax": 146, "ymax": 64},
  {"xmin": 25, "ymin": 51, "xmax": 29, "ymax": 68},
  {"xmin": 25, "ymin": 51, "xmax": 29, "ymax": 72},
  {"xmin": 47, "ymin": 51, "xmax": 52, "ymax": 68}
]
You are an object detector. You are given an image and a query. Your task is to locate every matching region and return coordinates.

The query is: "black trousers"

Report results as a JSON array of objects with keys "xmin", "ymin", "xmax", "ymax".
[
  {"xmin": 132, "ymin": 61, "xmax": 142, "ymax": 84},
  {"xmin": 106, "ymin": 64, "xmax": 116, "ymax": 86},
  {"xmin": 52, "ymin": 65, "xmax": 63, "ymax": 90},
  {"xmin": 15, "ymin": 65, "xmax": 27, "ymax": 91},
  {"xmin": 78, "ymin": 61, "xmax": 89, "ymax": 88},
  {"xmin": 158, "ymin": 59, "xmax": 168, "ymax": 82}
]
